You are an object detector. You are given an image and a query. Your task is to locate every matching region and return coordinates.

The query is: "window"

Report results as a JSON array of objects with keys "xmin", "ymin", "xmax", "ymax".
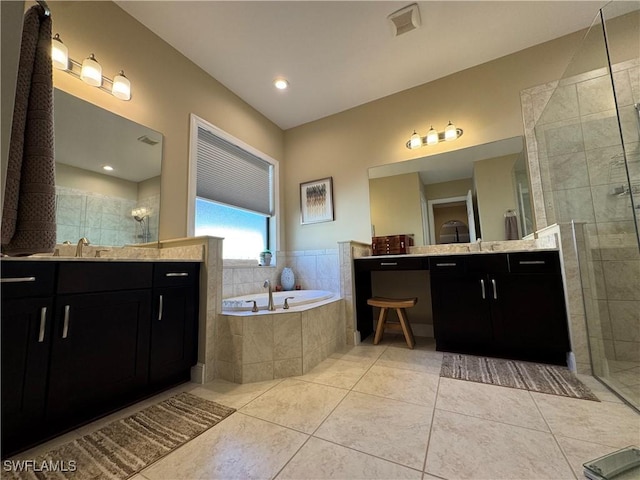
[{"xmin": 189, "ymin": 115, "xmax": 278, "ymax": 260}]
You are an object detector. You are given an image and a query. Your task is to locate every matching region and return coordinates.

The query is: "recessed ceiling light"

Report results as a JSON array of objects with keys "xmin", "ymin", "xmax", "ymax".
[
  {"xmin": 102, "ymin": 165, "xmax": 114, "ymax": 171},
  {"xmin": 273, "ymin": 78, "xmax": 289, "ymax": 90}
]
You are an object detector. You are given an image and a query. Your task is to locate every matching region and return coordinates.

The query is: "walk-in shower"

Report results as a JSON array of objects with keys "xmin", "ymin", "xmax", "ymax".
[{"xmin": 529, "ymin": 2, "xmax": 639, "ymax": 409}]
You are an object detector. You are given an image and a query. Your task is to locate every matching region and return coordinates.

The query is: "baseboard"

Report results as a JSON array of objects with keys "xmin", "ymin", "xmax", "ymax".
[{"xmin": 190, "ymin": 362, "xmax": 205, "ymax": 384}]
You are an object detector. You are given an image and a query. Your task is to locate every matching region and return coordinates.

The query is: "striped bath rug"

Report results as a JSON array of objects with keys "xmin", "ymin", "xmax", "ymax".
[
  {"xmin": 440, "ymin": 353, "xmax": 599, "ymax": 401},
  {"xmin": 5, "ymin": 392, "xmax": 235, "ymax": 480}
]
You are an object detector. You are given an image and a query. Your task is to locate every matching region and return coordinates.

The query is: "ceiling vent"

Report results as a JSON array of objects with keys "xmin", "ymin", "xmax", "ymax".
[
  {"xmin": 388, "ymin": 3, "xmax": 421, "ymax": 37},
  {"xmin": 137, "ymin": 135, "xmax": 159, "ymax": 146}
]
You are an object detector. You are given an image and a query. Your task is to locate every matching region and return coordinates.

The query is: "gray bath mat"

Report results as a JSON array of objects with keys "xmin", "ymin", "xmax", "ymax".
[
  {"xmin": 5, "ymin": 392, "xmax": 235, "ymax": 479},
  {"xmin": 441, "ymin": 353, "xmax": 599, "ymax": 401}
]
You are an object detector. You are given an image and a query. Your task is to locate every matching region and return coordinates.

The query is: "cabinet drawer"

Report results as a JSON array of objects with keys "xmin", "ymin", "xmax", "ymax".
[
  {"xmin": 153, "ymin": 262, "xmax": 200, "ymax": 287},
  {"xmin": 355, "ymin": 256, "xmax": 428, "ymax": 272},
  {"xmin": 1, "ymin": 261, "xmax": 56, "ymax": 298},
  {"xmin": 509, "ymin": 251, "xmax": 560, "ymax": 274},
  {"xmin": 57, "ymin": 262, "xmax": 153, "ymax": 294},
  {"xmin": 429, "ymin": 256, "xmax": 466, "ymax": 274}
]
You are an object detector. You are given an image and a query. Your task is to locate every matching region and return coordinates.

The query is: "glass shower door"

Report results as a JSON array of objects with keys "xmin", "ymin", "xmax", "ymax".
[{"xmin": 532, "ymin": 2, "xmax": 639, "ymax": 410}]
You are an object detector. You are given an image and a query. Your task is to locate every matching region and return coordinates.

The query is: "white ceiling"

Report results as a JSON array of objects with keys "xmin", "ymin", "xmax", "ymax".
[
  {"xmin": 116, "ymin": 0, "xmax": 611, "ymax": 130},
  {"xmin": 55, "ymin": 89, "xmax": 162, "ymax": 182}
]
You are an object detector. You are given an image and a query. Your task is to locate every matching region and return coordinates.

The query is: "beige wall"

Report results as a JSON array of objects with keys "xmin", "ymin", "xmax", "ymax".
[
  {"xmin": 474, "ymin": 154, "xmax": 519, "ymax": 241},
  {"xmin": 138, "ymin": 176, "xmax": 161, "ymax": 200},
  {"xmin": 283, "ymin": 30, "xmax": 589, "ymax": 250},
  {"xmin": 424, "ymin": 178, "xmax": 473, "ymax": 202},
  {"xmin": 1, "ymin": 0, "xmax": 25, "ymax": 213},
  {"xmin": 369, "ymin": 173, "xmax": 423, "ymax": 245},
  {"xmin": 56, "ymin": 163, "xmax": 137, "ymax": 200},
  {"xmin": 45, "ymin": 1, "xmax": 283, "ymax": 242}
]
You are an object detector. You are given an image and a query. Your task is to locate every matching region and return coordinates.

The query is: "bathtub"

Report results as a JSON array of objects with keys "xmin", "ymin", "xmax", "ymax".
[
  {"xmin": 217, "ymin": 290, "xmax": 344, "ymax": 383},
  {"xmin": 222, "ymin": 289, "xmax": 335, "ymax": 312}
]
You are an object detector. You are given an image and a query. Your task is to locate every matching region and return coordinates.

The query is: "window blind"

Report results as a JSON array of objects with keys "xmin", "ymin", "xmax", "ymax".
[{"xmin": 196, "ymin": 126, "xmax": 273, "ymax": 216}]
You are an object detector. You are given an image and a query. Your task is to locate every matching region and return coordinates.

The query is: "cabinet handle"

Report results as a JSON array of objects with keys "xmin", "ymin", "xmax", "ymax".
[
  {"xmin": 519, "ymin": 260, "xmax": 546, "ymax": 265},
  {"xmin": 1, "ymin": 276, "xmax": 36, "ymax": 283},
  {"xmin": 436, "ymin": 263, "xmax": 457, "ymax": 267},
  {"xmin": 62, "ymin": 305, "xmax": 70, "ymax": 339},
  {"xmin": 158, "ymin": 295, "xmax": 163, "ymax": 321},
  {"xmin": 480, "ymin": 279, "xmax": 486, "ymax": 299},
  {"xmin": 38, "ymin": 307, "xmax": 47, "ymax": 343},
  {"xmin": 491, "ymin": 279, "xmax": 498, "ymax": 300},
  {"xmin": 380, "ymin": 262, "xmax": 398, "ymax": 266},
  {"xmin": 165, "ymin": 272, "xmax": 189, "ymax": 277}
]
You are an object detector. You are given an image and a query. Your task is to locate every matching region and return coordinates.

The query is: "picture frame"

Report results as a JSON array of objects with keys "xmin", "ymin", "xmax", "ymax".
[{"xmin": 300, "ymin": 177, "xmax": 334, "ymax": 224}]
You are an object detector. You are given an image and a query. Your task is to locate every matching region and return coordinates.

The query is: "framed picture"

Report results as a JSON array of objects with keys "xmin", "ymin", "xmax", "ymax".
[{"xmin": 300, "ymin": 177, "xmax": 334, "ymax": 224}]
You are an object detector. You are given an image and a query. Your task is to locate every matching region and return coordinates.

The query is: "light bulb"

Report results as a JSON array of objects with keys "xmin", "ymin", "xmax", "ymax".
[
  {"xmin": 112, "ymin": 70, "xmax": 131, "ymax": 100},
  {"xmin": 426, "ymin": 126, "xmax": 439, "ymax": 145},
  {"xmin": 80, "ymin": 54, "xmax": 102, "ymax": 86},
  {"xmin": 274, "ymin": 78, "xmax": 289, "ymax": 90},
  {"xmin": 51, "ymin": 34, "xmax": 68, "ymax": 70},
  {"xmin": 444, "ymin": 121, "xmax": 458, "ymax": 141},
  {"xmin": 409, "ymin": 131, "xmax": 422, "ymax": 149}
]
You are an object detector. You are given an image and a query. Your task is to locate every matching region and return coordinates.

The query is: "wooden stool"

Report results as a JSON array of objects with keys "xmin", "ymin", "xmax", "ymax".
[{"xmin": 367, "ymin": 297, "xmax": 417, "ymax": 349}]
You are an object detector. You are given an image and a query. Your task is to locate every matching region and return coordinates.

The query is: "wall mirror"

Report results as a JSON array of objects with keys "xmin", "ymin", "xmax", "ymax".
[
  {"xmin": 368, "ymin": 136, "xmax": 534, "ymax": 245},
  {"xmin": 54, "ymin": 89, "xmax": 163, "ymax": 246}
]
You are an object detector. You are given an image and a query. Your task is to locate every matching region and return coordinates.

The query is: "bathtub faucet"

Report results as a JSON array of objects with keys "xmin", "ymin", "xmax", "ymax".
[{"xmin": 263, "ymin": 280, "xmax": 276, "ymax": 311}]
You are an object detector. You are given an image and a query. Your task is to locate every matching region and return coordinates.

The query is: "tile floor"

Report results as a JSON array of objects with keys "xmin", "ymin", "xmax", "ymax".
[
  {"xmin": 16, "ymin": 336, "xmax": 640, "ymax": 480},
  {"xmin": 607, "ymin": 359, "xmax": 640, "ymax": 409}
]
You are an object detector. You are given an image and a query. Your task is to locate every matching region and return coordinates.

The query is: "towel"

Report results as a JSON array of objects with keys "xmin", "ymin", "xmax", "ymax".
[
  {"xmin": 505, "ymin": 214, "xmax": 519, "ymax": 240},
  {"xmin": 1, "ymin": 5, "xmax": 56, "ymax": 256}
]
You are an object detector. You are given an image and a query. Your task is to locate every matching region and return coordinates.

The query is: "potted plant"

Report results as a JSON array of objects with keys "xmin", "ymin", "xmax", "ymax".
[{"xmin": 259, "ymin": 250, "xmax": 272, "ymax": 266}]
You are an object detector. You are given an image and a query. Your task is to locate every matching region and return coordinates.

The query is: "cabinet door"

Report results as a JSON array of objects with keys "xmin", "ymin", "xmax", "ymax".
[
  {"xmin": 492, "ymin": 273, "xmax": 570, "ymax": 364},
  {"xmin": 1, "ymin": 297, "xmax": 53, "ymax": 456},
  {"xmin": 46, "ymin": 290, "xmax": 151, "ymax": 430},
  {"xmin": 149, "ymin": 286, "xmax": 198, "ymax": 389},
  {"xmin": 430, "ymin": 273, "xmax": 494, "ymax": 351}
]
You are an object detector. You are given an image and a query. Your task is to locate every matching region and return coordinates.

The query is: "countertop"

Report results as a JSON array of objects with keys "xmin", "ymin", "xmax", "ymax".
[
  {"xmin": 0, "ymin": 256, "xmax": 202, "ymax": 262},
  {"xmin": 356, "ymin": 248, "xmax": 559, "ymax": 260}
]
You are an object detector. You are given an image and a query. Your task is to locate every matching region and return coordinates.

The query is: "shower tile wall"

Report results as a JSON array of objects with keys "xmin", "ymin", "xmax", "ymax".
[
  {"xmin": 522, "ymin": 59, "xmax": 640, "ymax": 374},
  {"xmin": 55, "ymin": 186, "xmax": 160, "ymax": 245}
]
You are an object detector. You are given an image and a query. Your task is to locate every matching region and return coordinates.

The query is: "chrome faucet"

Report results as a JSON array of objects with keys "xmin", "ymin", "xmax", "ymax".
[
  {"xmin": 75, "ymin": 237, "xmax": 90, "ymax": 257},
  {"xmin": 263, "ymin": 280, "xmax": 276, "ymax": 311}
]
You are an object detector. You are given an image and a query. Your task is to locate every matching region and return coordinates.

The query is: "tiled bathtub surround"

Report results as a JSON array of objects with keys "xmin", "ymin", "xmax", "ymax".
[
  {"xmin": 215, "ymin": 299, "xmax": 345, "ymax": 383},
  {"xmin": 222, "ymin": 249, "xmax": 341, "ymax": 299},
  {"xmin": 339, "ymin": 241, "xmax": 372, "ymax": 345}
]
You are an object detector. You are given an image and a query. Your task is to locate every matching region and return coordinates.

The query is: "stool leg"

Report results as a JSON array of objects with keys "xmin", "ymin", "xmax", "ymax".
[
  {"xmin": 396, "ymin": 308, "xmax": 415, "ymax": 349},
  {"xmin": 373, "ymin": 307, "xmax": 388, "ymax": 345}
]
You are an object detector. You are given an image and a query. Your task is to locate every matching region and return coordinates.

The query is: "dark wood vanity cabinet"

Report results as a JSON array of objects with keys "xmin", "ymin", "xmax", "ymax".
[
  {"xmin": 149, "ymin": 263, "xmax": 199, "ymax": 391},
  {"xmin": 429, "ymin": 251, "xmax": 570, "ymax": 365},
  {"xmin": 46, "ymin": 289, "xmax": 152, "ymax": 432},
  {"xmin": 429, "ymin": 255, "xmax": 506, "ymax": 351},
  {"xmin": 0, "ymin": 260, "xmax": 200, "ymax": 458},
  {"xmin": 1, "ymin": 262, "xmax": 56, "ymax": 458}
]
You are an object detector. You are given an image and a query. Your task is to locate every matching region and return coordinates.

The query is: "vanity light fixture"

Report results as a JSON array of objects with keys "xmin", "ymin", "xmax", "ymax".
[
  {"xmin": 406, "ymin": 121, "xmax": 463, "ymax": 149},
  {"xmin": 111, "ymin": 71, "xmax": 131, "ymax": 101},
  {"xmin": 80, "ymin": 54, "xmax": 102, "ymax": 86},
  {"xmin": 51, "ymin": 34, "xmax": 132, "ymax": 101},
  {"xmin": 51, "ymin": 34, "xmax": 68, "ymax": 70}
]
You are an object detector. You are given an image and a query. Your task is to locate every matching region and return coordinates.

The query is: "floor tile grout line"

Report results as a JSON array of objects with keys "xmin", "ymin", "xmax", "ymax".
[
  {"xmin": 271, "ymin": 433, "xmax": 314, "ymax": 480},
  {"xmin": 307, "ymin": 435, "xmax": 426, "ymax": 474},
  {"xmin": 422, "ymin": 373, "xmax": 442, "ymax": 477},
  {"xmin": 528, "ymin": 389, "xmax": 580, "ymax": 480},
  {"xmin": 305, "ymin": 346, "xmax": 381, "ymax": 439},
  {"xmin": 433, "ymin": 403, "xmax": 552, "ymax": 434}
]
